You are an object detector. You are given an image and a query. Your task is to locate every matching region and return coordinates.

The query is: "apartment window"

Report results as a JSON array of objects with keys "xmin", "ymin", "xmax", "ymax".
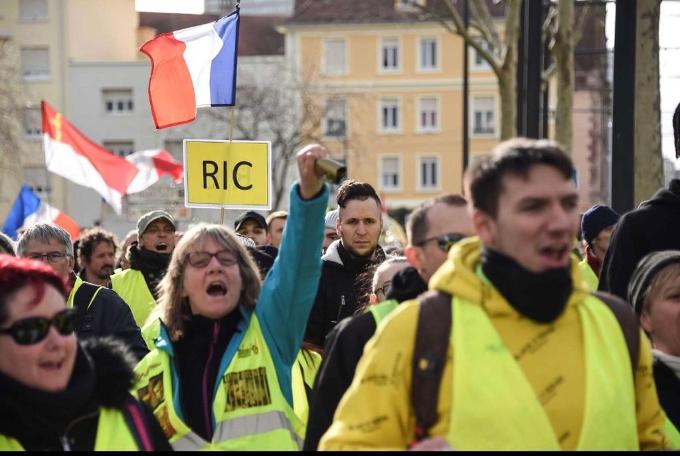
[
  {"xmin": 419, "ymin": 156, "xmax": 439, "ymax": 190},
  {"xmin": 104, "ymin": 140, "xmax": 135, "ymax": 157},
  {"xmin": 380, "ymin": 37, "xmax": 400, "ymax": 72},
  {"xmin": 19, "ymin": 0, "xmax": 48, "ymax": 21},
  {"xmin": 21, "ymin": 47, "xmax": 49, "ymax": 80},
  {"xmin": 380, "ymin": 98, "xmax": 400, "ymax": 132},
  {"xmin": 103, "ymin": 89, "xmax": 134, "ymax": 114},
  {"xmin": 419, "ymin": 37, "xmax": 438, "ymax": 70},
  {"xmin": 324, "ymin": 38, "xmax": 346, "ymax": 76},
  {"xmin": 472, "ymin": 40, "xmax": 492, "ymax": 70},
  {"xmin": 472, "ymin": 96, "xmax": 496, "ymax": 135},
  {"xmin": 418, "ymin": 97, "xmax": 438, "ymax": 132},
  {"xmin": 23, "ymin": 108, "xmax": 41, "ymax": 140},
  {"xmin": 381, "ymin": 157, "xmax": 400, "ymax": 190},
  {"xmin": 324, "ymin": 98, "xmax": 346, "ymax": 138}
]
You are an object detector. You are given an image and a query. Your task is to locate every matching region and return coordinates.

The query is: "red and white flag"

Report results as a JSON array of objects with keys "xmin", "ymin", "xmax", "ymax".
[
  {"xmin": 41, "ymin": 101, "xmax": 139, "ymax": 214},
  {"xmin": 125, "ymin": 149, "xmax": 183, "ymax": 194}
]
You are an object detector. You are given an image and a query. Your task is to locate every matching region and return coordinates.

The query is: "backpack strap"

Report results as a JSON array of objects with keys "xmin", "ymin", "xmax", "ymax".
[
  {"xmin": 593, "ymin": 291, "xmax": 640, "ymax": 378},
  {"xmin": 73, "ymin": 281, "xmax": 101, "ymax": 330},
  {"xmin": 411, "ymin": 290, "xmax": 452, "ymax": 444}
]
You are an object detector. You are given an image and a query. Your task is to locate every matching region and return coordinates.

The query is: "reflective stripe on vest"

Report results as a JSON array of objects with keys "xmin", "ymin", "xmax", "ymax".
[
  {"xmin": 111, "ymin": 269, "xmax": 156, "ymax": 327},
  {"xmin": 134, "ymin": 313, "xmax": 303, "ymax": 450},
  {"xmin": 367, "ymin": 299, "xmax": 398, "ymax": 326},
  {"xmin": 448, "ymin": 294, "xmax": 638, "ymax": 450}
]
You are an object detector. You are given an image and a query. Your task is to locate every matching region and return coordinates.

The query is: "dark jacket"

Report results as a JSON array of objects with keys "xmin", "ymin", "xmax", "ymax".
[
  {"xmin": 599, "ymin": 179, "xmax": 680, "ymax": 299},
  {"xmin": 303, "ymin": 267, "xmax": 427, "ymax": 450},
  {"xmin": 72, "ymin": 275, "xmax": 149, "ymax": 362},
  {"xmin": 653, "ymin": 359, "xmax": 680, "ymax": 432},
  {"xmin": 0, "ymin": 338, "xmax": 171, "ymax": 451},
  {"xmin": 304, "ymin": 240, "xmax": 385, "ymax": 348}
]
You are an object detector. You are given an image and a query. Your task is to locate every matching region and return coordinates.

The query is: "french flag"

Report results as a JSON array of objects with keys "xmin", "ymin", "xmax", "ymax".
[
  {"xmin": 141, "ymin": 10, "xmax": 240, "ymax": 129},
  {"xmin": 2, "ymin": 186, "xmax": 81, "ymax": 241}
]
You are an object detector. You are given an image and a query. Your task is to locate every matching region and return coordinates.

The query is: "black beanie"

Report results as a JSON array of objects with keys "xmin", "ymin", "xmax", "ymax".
[
  {"xmin": 581, "ymin": 204, "xmax": 620, "ymax": 244},
  {"xmin": 385, "ymin": 266, "xmax": 428, "ymax": 303},
  {"xmin": 627, "ymin": 250, "xmax": 680, "ymax": 315}
]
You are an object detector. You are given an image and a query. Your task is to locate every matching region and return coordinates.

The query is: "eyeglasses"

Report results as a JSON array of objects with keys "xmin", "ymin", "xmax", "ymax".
[
  {"xmin": 0, "ymin": 308, "xmax": 77, "ymax": 345},
  {"xmin": 415, "ymin": 233, "xmax": 467, "ymax": 253},
  {"xmin": 186, "ymin": 250, "xmax": 238, "ymax": 268},
  {"xmin": 28, "ymin": 252, "xmax": 70, "ymax": 264},
  {"xmin": 378, "ymin": 280, "xmax": 392, "ymax": 296}
]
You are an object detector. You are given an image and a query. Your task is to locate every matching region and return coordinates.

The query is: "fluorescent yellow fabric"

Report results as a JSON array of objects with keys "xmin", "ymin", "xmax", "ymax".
[
  {"xmin": 367, "ymin": 299, "xmax": 398, "ymax": 326},
  {"xmin": 292, "ymin": 348, "xmax": 322, "ymax": 429},
  {"xmin": 111, "ymin": 269, "xmax": 157, "ymax": 327},
  {"xmin": 577, "ymin": 259, "xmax": 599, "ymax": 291},
  {"xmin": 320, "ymin": 237, "xmax": 667, "ymax": 450},
  {"xmin": 664, "ymin": 419, "xmax": 680, "ymax": 449},
  {"xmin": 134, "ymin": 315, "xmax": 303, "ymax": 450},
  {"xmin": 141, "ymin": 318, "xmax": 161, "ymax": 351},
  {"xmin": 66, "ymin": 275, "xmax": 102, "ymax": 309},
  {"xmin": 0, "ymin": 408, "xmax": 139, "ymax": 450}
]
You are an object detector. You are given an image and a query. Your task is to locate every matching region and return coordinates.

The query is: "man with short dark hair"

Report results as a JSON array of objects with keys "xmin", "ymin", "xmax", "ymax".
[
  {"xmin": 78, "ymin": 227, "xmax": 118, "ymax": 287},
  {"xmin": 266, "ymin": 210, "xmax": 287, "ymax": 249},
  {"xmin": 305, "ymin": 179, "xmax": 386, "ymax": 349},
  {"xmin": 321, "ymin": 138, "xmax": 667, "ymax": 450},
  {"xmin": 17, "ymin": 223, "xmax": 147, "ymax": 360},
  {"xmin": 235, "ymin": 211, "xmax": 269, "ymax": 246}
]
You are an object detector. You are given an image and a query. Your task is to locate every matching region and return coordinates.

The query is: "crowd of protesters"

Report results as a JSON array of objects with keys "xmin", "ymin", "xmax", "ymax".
[{"xmin": 3, "ymin": 123, "xmax": 680, "ymax": 449}]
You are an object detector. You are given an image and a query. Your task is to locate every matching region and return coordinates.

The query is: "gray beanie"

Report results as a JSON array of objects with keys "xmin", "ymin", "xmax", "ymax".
[{"xmin": 627, "ymin": 250, "xmax": 680, "ymax": 315}]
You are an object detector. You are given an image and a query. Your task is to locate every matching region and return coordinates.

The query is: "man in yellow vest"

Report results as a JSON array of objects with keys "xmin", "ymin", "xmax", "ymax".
[
  {"xmin": 111, "ymin": 210, "xmax": 175, "ymax": 327},
  {"xmin": 320, "ymin": 138, "xmax": 669, "ymax": 450}
]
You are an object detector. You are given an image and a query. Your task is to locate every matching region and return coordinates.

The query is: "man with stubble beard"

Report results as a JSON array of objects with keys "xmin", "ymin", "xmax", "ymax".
[
  {"xmin": 111, "ymin": 210, "xmax": 176, "ymax": 327},
  {"xmin": 77, "ymin": 228, "xmax": 117, "ymax": 287},
  {"xmin": 305, "ymin": 180, "xmax": 386, "ymax": 349}
]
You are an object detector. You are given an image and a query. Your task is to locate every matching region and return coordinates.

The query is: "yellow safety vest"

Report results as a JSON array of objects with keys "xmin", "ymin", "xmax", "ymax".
[
  {"xmin": 67, "ymin": 276, "xmax": 102, "ymax": 310},
  {"xmin": 134, "ymin": 315, "xmax": 304, "ymax": 450},
  {"xmin": 111, "ymin": 269, "xmax": 157, "ymax": 327},
  {"xmin": 291, "ymin": 348, "xmax": 322, "ymax": 430},
  {"xmin": 367, "ymin": 299, "xmax": 398, "ymax": 326},
  {"xmin": 664, "ymin": 418, "xmax": 680, "ymax": 449},
  {"xmin": 447, "ymin": 294, "xmax": 638, "ymax": 450},
  {"xmin": 0, "ymin": 407, "xmax": 140, "ymax": 450},
  {"xmin": 577, "ymin": 259, "xmax": 599, "ymax": 291}
]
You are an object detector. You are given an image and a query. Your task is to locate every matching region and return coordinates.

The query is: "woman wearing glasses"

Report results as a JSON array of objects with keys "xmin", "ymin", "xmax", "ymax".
[
  {"xmin": 0, "ymin": 255, "xmax": 170, "ymax": 451},
  {"xmin": 133, "ymin": 146, "xmax": 328, "ymax": 450}
]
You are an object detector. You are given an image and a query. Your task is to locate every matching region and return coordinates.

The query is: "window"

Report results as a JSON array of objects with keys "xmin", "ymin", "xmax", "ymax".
[
  {"xmin": 324, "ymin": 98, "xmax": 346, "ymax": 138},
  {"xmin": 23, "ymin": 108, "xmax": 41, "ymax": 140},
  {"xmin": 324, "ymin": 38, "xmax": 346, "ymax": 76},
  {"xmin": 380, "ymin": 98, "xmax": 400, "ymax": 133},
  {"xmin": 381, "ymin": 157, "xmax": 400, "ymax": 190},
  {"xmin": 19, "ymin": 0, "xmax": 48, "ymax": 21},
  {"xmin": 418, "ymin": 97, "xmax": 438, "ymax": 132},
  {"xmin": 21, "ymin": 47, "xmax": 49, "ymax": 80},
  {"xmin": 419, "ymin": 156, "xmax": 439, "ymax": 190},
  {"xmin": 380, "ymin": 37, "xmax": 400, "ymax": 72},
  {"xmin": 419, "ymin": 37, "xmax": 438, "ymax": 71},
  {"xmin": 103, "ymin": 89, "xmax": 134, "ymax": 114},
  {"xmin": 104, "ymin": 140, "xmax": 135, "ymax": 157},
  {"xmin": 472, "ymin": 96, "xmax": 496, "ymax": 135},
  {"xmin": 471, "ymin": 40, "xmax": 492, "ymax": 70}
]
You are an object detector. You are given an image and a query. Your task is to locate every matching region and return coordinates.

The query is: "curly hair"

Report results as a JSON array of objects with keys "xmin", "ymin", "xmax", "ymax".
[{"xmin": 77, "ymin": 228, "xmax": 118, "ymax": 263}]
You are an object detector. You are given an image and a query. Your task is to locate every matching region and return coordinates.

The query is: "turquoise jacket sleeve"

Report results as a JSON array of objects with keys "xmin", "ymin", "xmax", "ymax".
[{"xmin": 256, "ymin": 182, "xmax": 328, "ymax": 405}]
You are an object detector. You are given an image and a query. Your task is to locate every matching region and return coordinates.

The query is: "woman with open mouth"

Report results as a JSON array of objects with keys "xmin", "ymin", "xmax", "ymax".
[
  {"xmin": 133, "ymin": 145, "xmax": 328, "ymax": 450},
  {"xmin": 0, "ymin": 255, "xmax": 171, "ymax": 450}
]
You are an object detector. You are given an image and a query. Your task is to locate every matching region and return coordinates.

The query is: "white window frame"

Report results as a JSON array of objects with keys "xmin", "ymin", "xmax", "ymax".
[
  {"xmin": 19, "ymin": 0, "xmax": 48, "ymax": 22},
  {"xmin": 417, "ymin": 155, "xmax": 441, "ymax": 192},
  {"xmin": 471, "ymin": 39, "xmax": 492, "ymax": 71},
  {"xmin": 103, "ymin": 140, "xmax": 135, "ymax": 157},
  {"xmin": 323, "ymin": 38, "xmax": 347, "ymax": 76},
  {"xmin": 23, "ymin": 107, "xmax": 42, "ymax": 140},
  {"xmin": 324, "ymin": 97, "xmax": 347, "ymax": 138},
  {"xmin": 21, "ymin": 46, "xmax": 50, "ymax": 81},
  {"xmin": 379, "ymin": 155, "xmax": 402, "ymax": 192},
  {"xmin": 416, "ymin": 96, "xmax": 440, "ymax": 133},
  {"xmin": 378, "ymin": 97, "xmax": 401, "ymax": 134},
  {"xmin": 378, "ymin": 36, "xmax": 401, "ymax": 74},
  {"xmin": 417, "ymin": 36, "xmax": 440, "ymax": 72},
  {"xmin": 103, "ymin": 88, "xmax": 134, "ymax": 115},
  {"xmin": 470, "ymin": 95, "xmax": 498, "ymax": 138}
]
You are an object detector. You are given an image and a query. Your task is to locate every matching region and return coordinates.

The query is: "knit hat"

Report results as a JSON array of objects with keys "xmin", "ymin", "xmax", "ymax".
[
  {"xmin": 324, "ymin": 209, "xmax": 339, "ymax": 230},
  {"xmin": 581, "ymin": 205, "xmax": 620, "ymax": 244},
  {"xmin": 627, "ymin": 250, "xmax": 680, "ymax": 315}
]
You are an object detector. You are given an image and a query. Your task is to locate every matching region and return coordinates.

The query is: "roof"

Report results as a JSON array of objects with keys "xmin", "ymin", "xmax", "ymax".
[{"xmin": 139, "ymin": 12, "xmax": 285, "ymax": 56}]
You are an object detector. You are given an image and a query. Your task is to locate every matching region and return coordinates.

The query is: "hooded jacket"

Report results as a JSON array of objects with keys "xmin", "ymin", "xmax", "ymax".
[
  {"xmin": 304, "ymin": 240, "xmax": 385, "ymax": 348},
  {"xmin": 600, "ymin": 179, "xmax": 680, "ymax": 299},
  {"xmin": 320, "ymin": 237, "xmax": 666, "ymax": 450}
]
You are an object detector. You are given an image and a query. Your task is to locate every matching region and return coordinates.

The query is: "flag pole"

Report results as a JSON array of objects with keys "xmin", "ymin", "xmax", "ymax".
[{"xmin": 220, "ymin": 107, "xmax": 236, "ymax": 225}]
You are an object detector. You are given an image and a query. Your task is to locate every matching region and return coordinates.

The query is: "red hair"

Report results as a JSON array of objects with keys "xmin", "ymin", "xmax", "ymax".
[{"xmin": 0, "ymin": 254, "xmax": 68, "ymax": 324}]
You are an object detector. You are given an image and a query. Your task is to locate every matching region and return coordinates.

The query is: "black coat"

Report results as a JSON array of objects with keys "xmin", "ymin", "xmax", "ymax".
[
  {"xmin": 304, "ymin": 240, "xmax": 385, "ymax": 348},
  {"xmin": 599, "ymin": 179, "xmax": 680, "ymax": 299},
  {"xmin": 653, "ymin": 359, "xmax": 680, "ymax": 432}
]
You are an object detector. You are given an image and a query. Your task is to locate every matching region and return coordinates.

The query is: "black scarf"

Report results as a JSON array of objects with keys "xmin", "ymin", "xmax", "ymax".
[
  {"xmin": 336, "ymin": 241, "xmax": 385, "ymax": 274},
  {"xmin": 128, "ymin": 242, "xmax": 171, "ymax": 300},
  {"xmin": 481, "ymin": 247, "xmax": 572, "ymax": 323},
  {"xmin": 0, "ymin": 347, "xmax": 97, "ymax": 447}
]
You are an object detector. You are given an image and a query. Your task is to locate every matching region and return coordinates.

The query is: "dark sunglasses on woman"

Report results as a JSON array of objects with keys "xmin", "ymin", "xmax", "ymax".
[{"xmin": 0, "ymin": 308, "xmax": 78, "ymax": 345}]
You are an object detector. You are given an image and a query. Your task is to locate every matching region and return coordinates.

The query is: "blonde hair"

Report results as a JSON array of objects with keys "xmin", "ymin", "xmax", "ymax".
[
  {"xmin": 643, "ymin": 263, "xmax": 680, "ymax": 315},
  {"xmin": 157, "ymin": 223, "xmax": 261, "ymax": 341}
]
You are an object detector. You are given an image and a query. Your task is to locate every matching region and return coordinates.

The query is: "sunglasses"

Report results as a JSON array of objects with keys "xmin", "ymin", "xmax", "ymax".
[
  {"xmin": 0, "ymin": 308, "xmax": 78, "ymax": 345},
  {"xmin": 186, "ymin": 250, "xmax": 238, "ymax": 268},
  {"xmin": 415, "ymin": 233, "xmax": 467, "ymax": 252}
]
